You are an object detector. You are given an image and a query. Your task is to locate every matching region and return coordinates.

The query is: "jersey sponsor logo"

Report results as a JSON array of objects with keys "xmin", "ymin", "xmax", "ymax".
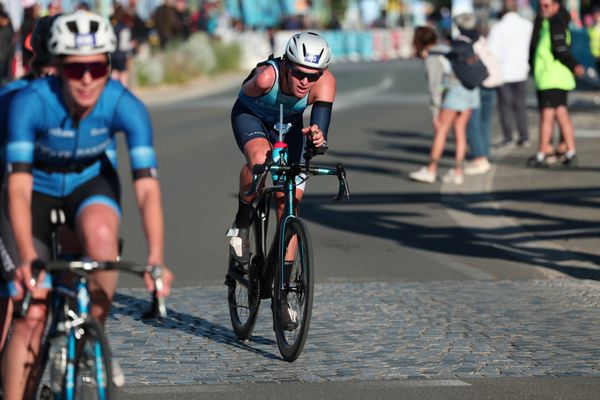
[
  {"xmin": 75, "ymin": 138, "xmax": 111, "ymax": 158},
  {"xmin": 49, "ymin": 128, "xmax": 75, "ymax": 138},
  {"xmin": 75, "ymin": 33, "xmax": 96, "ymax": 48},
  {"xmin": 304, "ymin": 53, "xmax": 321, "ymax": 64},
  {"xmin": 90, "ymin": 127, "xmax": 109, "ymax": 136}
]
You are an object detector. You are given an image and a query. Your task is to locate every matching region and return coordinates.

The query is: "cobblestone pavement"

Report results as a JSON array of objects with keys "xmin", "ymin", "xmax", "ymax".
[{"xmin": 106, "ymin": 279, "xmax": 600, "ymax": 386}]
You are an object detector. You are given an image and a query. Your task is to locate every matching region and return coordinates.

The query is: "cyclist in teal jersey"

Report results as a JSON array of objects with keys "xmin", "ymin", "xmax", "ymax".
[{"xmin": 228, "ymin": 32, "xmax": 336, "ymax": 264}]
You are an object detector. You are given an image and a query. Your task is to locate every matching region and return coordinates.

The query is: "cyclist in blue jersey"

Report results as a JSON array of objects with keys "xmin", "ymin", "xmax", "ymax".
[
  {"xmin": 227, "ymin": 32, "xmax": 335, "ymax": 267},
  {"xmin": 1, "ymin": 11, "xmax": 173, "ymax": 398},
  {"xmin": 0, "ymin": 14, "xmax": 62, "ymax": 362}
]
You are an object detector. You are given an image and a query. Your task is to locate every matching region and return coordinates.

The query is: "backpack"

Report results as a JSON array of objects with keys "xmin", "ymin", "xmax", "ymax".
[{"xmin": 438, "ymin": 36, "xmax": 489, "ymax": 90}]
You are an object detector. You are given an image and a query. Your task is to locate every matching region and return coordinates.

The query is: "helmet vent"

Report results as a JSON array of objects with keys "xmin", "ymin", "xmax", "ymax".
[
  {"xmin": 90, "ymin": 20, "xmax": 99, "ymax": 33},
  {"xmin": 66, "ymin": 21, "xmax": 78, "ymax": 33}
]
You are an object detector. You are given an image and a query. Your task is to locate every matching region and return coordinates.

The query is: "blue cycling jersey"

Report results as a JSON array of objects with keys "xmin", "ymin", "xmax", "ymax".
[
  {"xmin": 0, "ymin": 78, "xmax": 31, "ymax": 166},
  {"xmin": 6, "ymin": 77, "xmax": 155, "ymax": 197},
  {"xmin": 238, "ymin": 59, "xmax": 309, "ymax": 125}
]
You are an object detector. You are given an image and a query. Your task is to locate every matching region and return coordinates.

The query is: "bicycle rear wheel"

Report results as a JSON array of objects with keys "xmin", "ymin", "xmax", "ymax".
[
  {"xmin": 227, "ymin": 219, "xmax": 262, "ymax": 340},
  {"xmin": 72, "ymin": 319, "xmax": 114, "ymax": 400},
  {"xmin": 273, "ymin": 218, "xmax": 314, "ymax": 362}
]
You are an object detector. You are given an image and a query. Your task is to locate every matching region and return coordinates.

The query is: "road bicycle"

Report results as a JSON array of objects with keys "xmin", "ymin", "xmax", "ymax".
[
  {"xmin": 18, "ymin": 208, "xmax": 166, "ymax": 400},
  {"xmin": 226, "ymin": 143, "xmax": 350, "ymax": 362}
]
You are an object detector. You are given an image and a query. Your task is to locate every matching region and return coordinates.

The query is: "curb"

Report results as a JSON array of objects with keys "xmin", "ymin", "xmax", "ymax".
[{"xmin": 133, "ymin": 71, "xmax": 246, "ymax": 107}]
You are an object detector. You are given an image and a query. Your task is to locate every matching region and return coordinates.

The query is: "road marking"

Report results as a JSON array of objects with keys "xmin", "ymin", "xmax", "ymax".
[
  {"xmin": 368, "ymin": 379, "xmax": 471, "ymax": 388},
  {"xmin": 121, "ymin": 385, "xmax": 244, "ymax": 394},
  {"xmin": 575, "ymin": 129, "xmax": 600, "ymax": 138}
]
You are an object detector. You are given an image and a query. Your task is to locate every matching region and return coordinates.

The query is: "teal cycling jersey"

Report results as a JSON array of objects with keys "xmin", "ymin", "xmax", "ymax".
[
  {"xmin": 5, "ymin": 77, "xmax": 154, "ymax": 197},
  {"xmin": 237, "ymin": 59, "xmax": 309, "ymax": 125}
]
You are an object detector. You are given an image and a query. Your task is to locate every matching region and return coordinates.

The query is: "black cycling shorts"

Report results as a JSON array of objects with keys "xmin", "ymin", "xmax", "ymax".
[
  {"xmin": 231, "ymin": 99, "xmax": 306, "ymax": 163},
  {"xmin": 0, "ymin": 159, "xmax": 121, "ymax": 285},
  {"xmin": 537, "ymin": 89, "xmax": 568, "ymax": 109}
]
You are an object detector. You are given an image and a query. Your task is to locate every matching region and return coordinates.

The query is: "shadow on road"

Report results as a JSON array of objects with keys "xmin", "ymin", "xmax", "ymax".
[
  {"xmin": 110, "ymin": 292, "xmax": 280, "ymax": 360},
  {"xmin": 302, "ymin": 126, "xmax": 600, "ymax": 281}
]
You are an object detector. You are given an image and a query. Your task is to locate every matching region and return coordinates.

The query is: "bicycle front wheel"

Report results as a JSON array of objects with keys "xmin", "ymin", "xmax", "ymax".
[
  {"xmin": 227, "ymin": 220, "xmax": 262, "ymax": 340},
  {"xmin": 72, "ymin": 319, "xmax": 114, "ymax": 400},
  {"xmin": 273, "ymin": 218, "xmax": 314, "ymax": 362}
]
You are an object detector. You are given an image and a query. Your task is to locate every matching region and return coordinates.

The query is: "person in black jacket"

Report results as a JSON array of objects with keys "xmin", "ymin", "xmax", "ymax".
[{"xmin": 528, "ymin": 0, "xmax": 584, "ymax": 167}]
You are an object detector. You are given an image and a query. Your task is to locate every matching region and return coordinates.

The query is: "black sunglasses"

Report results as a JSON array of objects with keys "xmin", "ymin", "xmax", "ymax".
[
  {"xmin": 62, "ymin": 62, "xmax": 109, "ymax": 80},
  {"xmin": 287, "ymin": 63, "xmax": 323, "ymax": 82}
]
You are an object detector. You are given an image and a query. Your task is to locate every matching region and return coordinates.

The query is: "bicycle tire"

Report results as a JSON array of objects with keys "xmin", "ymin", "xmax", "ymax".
[
  {"xmin": 273, "ymin": 217, "xmax": 314, "ymax": 362},
  {"xmin": 71, "ymin": 319, "xmax": 114, "ymax": 400},
  {"xmin": 227, "ymin": 217, "xmax": 262, "ymax": 340}
]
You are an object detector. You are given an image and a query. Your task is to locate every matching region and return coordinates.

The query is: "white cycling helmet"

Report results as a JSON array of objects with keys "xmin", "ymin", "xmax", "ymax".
[
  {"xmin": 285, "ymin": 32, "xmax": 331, "ymax": 70},
  {"xmin": 48, "ymin": 10, "xmax": 116, "ymax": 56}
]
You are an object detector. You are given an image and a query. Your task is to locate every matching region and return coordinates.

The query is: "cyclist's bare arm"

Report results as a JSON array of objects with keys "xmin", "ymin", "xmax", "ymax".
[
  {"xmin": 242, "ymin": 65, "xmax": 276, "ymax": 97},
  {"xmin": 133, "ymin": 177, "xmax": 173, "ymax": 297},
  {"xmin": 7, "ymin": 173, "xmax": 39, "ymax": 296}
]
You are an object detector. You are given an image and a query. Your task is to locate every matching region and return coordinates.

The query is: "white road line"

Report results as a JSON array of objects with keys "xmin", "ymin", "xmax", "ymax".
[{"xmin": 368, "ymin": 379, "xmax": 472, "ymax": 388}]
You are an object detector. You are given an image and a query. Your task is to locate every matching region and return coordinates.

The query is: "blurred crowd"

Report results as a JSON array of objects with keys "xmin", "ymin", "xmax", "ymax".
[
  {"xmin": 0, "ymin": 0, "xmax": 230, "ymax": 86},
  {"xmin": 409, "ymin": 0, "xmax": 599, "ymax": 187},
  {"xmin": 2, "ymin": 0, "xmax": 600, "ymax": 88}
]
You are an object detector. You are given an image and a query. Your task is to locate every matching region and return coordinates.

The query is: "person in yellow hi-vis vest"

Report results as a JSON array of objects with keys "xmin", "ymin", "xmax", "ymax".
[
  {"xmin": 589, "ymin": 6, "xmax": 600, "ymax": 74},
  {"xmin": 528, "ymin": 0, "xmax": 585, "ymax": 167}
]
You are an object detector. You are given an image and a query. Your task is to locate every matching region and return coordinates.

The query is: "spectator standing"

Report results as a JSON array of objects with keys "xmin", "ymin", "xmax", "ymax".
[
  {"xmin": 528, "ymin": 0, "xmax": 584, "ymax": 167},
  {"xmin": 409, "ymin": 26, "xmax": 480, "ymax": 185},
  {"xmin": 174, "ymin": 0, "xmax": 191, "ymax": 41},
  {"xmin": 455, "ymin": 13, "xmax": 503, "ymax": 176},
  {"xmin": 127, "ymin": 0, "xmax": 149, "ymax": 54},
  {"xmin": 588, "ymin": 6, "xmax": 600, "ymax": 74},
  {"xmin": 152, "ymin": 0, "xmax": 184, "ymax": 48},
  {"xmin": 111, "ymin": 5, "xmax": 134, "ymax": 86},
  {"xmin": 488, "ymin": 0, "xmax": 533, "ymax": 148},
  {"xmin": 20, "ymin": 4, "xmax": 40, "ymax": 75},
  {"xmin": 0, "ymin": 8, "xmax": 14, "ymax": 85}
]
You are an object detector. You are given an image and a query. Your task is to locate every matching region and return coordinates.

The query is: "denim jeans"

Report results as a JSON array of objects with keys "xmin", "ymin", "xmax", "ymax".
[{"xmin": 467, "ymin": 87, "xmax": 496, "ymax": 158}]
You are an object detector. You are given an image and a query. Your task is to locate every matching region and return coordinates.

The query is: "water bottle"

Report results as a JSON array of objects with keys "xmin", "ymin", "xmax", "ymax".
[
  {"xmin": 271, "ymin": 142, "xmax": 288, "ymax": 183},
  {"xmin": 49, "ymin": 325, "xmax": 68, "ymax": 395}
]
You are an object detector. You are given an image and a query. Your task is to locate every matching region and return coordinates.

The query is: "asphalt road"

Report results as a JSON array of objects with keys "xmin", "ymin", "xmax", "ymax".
[{"xmin": 105, "ymin": 59, "xmax": 600, "ymax": 399}]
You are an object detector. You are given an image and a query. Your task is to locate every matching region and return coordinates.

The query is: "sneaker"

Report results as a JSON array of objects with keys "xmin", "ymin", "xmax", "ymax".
[
  {"xmin": 281, "ymin": 300, "xmax": 298, "ymax": 331},
  {"xmin": 526, "ymin": 155, "xmax": 552, "ymax": 168},
  {"xmin": 517, "ymin": 139, "xmax": 531, "ymax": 148},
  {"xmin": 112, "ymin": 358, "xmax": 125, "ymax": 388},
  {"xmin": 494, "ymin": 139, "xmax": 516, "ymax": 150},
  {"xmin": 463, "ymin": 159, "xmax": 491, "ymax": 175},
  {"xmin": 409, "ymin": 167, "xmax": 436, "ymax": 183},
  {"xmin": 441, "ymin": 169, "xmax": 464, "ymax": 185},
  {"xmin": 562, "ymin": 153, "xmax": 578, "ymax": 167},
  {"xmin": 226, "ymin": 224, "xmax": 250, "ymax": 264}
]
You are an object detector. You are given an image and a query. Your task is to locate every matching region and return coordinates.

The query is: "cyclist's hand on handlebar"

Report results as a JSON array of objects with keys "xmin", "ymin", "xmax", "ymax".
[
  {"xmin": 143, "ymin": 263, "xmax": 174, "ymax": 297},
  {"xmin": 11, "ymin": 260, "xmax": 46, "ymax": 301},
  {"xmin": 302, "ymin": 124, "xmax": 326, "ymax": 147}
]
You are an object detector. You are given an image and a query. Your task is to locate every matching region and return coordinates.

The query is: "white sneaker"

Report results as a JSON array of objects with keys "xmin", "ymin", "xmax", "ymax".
[
  {"xmin": 112, "ymin": 358, "xmax": 125, "ymax": 388},
  {"xmin": 441, "ymin": 169, "xmax": 464, "ymax": 185},
  {"xmin": 464, "ymin": 159, "xmax": 491, "ymax": 175},
  {"xmin": 409, "ymin": 167, "xmax": 436, "ymax": 183}
]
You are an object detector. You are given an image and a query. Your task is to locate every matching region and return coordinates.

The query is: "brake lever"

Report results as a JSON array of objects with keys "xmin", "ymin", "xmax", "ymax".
[
  {"xmin": 141, "ymin": 265, "xmax": 167, "ymax": 320},
  {"xmin": 334, "ymin": 163, "xmax": 350, "ymax": 201},
  {"xmin": 18, "ymin": 259, "xmax": 45, "ymax": 319},
  {"xmin": 303, "ymin": 142, "xmax": 328, "ymax": 160}
]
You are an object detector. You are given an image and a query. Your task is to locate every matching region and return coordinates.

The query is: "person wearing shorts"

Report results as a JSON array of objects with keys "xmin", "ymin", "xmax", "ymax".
[
  {"xmin": 409, "ymin": 25, "xmax": 480, "ymax": 185},
  {"xmin": 528, "ymin": 0, "xmax": 585, "ymax": 167},
  {"xmin": 2, "ymin": 11, "xmax": 173, "ymax": 399}
]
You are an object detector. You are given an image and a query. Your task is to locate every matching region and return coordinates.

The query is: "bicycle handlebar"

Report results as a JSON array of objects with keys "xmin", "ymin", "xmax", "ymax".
[
  {"xmin": 18, "ymin": 259, "xmax": 167, "ymax": 320},
  {"xmin": 246, "ymin": 149, "xmax": 350, "ymax": 202}
]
